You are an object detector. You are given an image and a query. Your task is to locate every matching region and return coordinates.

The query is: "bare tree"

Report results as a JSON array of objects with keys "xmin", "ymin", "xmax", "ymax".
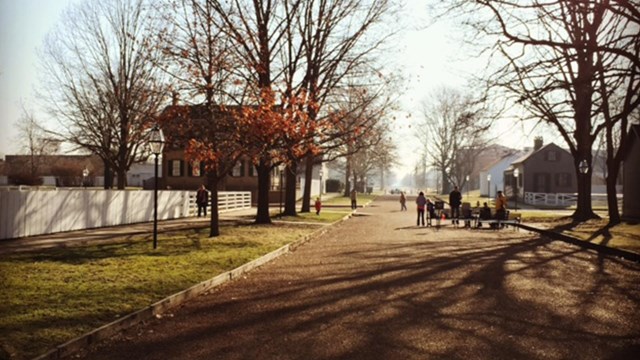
[
  {"xmin": 293, "ymin": 0, "xmax": 400, "ymax": 212},
  {"xmin": 443, "ymin": 0, "xmax": 640, "ymax": 222},
  {"xmin": 40, "ymin": 0, "xmax": 166, "ymax": 189},
  {"xmin": 416, "ymin": 87, "xmax": 491, "ymax": 194},
  {"xmin": 10, "ymin": 106, "xmax": 60, "ymax": 185}
]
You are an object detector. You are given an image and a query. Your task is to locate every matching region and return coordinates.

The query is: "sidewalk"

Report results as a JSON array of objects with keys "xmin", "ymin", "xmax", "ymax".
[{"xmin": 76, "ymin": 195, "xmax": 640, "ymax": 360}]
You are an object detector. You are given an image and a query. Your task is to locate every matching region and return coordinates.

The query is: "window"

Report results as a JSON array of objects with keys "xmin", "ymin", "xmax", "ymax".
[
  {"xmin": 188, "ymin": 161, "xmax": 204, "ymax": 177},
  {"xmin": 248, "ymin": 163, "xmax": 258, "ymax": 177},
  {"xmin": 231, "ymin": 161, "xmax": 245, "ymax": 177},
  {"xmin": 546, "ymin": 151, "xmax": 558, "ymax": 161},
  {"xmin": 168, "ymin": 160, "xmax": 184, "ymax": 177},
  {"xmin": 556, "ymin": 173, "xmax": 572, "ymax": 187}
]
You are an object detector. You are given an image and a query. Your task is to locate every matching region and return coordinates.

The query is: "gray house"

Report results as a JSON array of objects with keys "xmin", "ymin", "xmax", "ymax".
[
  {"xmin": 623, "ymin": 125, "xmax": 640, "ymax": 220},
  {"xmin": 504, "ymin": 138, "xmax": 577, "ymax": 204}
]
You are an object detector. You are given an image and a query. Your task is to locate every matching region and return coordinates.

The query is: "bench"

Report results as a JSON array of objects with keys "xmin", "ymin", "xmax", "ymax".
[{"xmin": 477, "ymin": 211, "xmax": 521, "ymax": 230}]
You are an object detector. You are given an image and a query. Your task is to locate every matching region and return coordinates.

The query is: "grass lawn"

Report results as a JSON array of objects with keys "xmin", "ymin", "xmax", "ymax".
[
  {"xmin": 0, "ymin": 222, "xmax": 321, "ymax": 360},
  {"xmin": 543, "ymin": 219, "xmax": 640, "ymax": 255},
  {"xmin": 275, "ymin": 210, "xmax": 350, "ymax": 223}
]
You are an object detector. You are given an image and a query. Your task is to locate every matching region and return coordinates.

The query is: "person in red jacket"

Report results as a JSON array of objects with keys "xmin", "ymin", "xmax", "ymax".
[{"xmin": 315, "ymin": 197, "xmax": 322, "ymax": 215}]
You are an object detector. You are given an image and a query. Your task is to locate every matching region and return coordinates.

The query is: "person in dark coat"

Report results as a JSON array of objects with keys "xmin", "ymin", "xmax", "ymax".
[
  {"xmin": 196, "ymin": 184, "xmax": 208, "ymax": 217},
  {"xmin": 449, "ymin": 186, "xmax": 462, "ymax": 225}
]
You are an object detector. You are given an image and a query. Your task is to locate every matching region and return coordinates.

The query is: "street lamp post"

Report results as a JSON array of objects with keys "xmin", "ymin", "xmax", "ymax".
[
  {"xmin": 279, "ymin": 164, "xmax": 285, "ymax": 218},
  {"xmin": 465, "ymin": 175, "xmax": 470, "ymax": 199},
  {"xmin": 319, "ymin": 169, "xmax": 323, "ymax": 197},
  {"xmin": 487, "ymin": 174, "xmax": 491, "ymax": 204},
  {"xmin": 82, "ymin": 167, "xmax": 89, "ymax": 188},
  {"xmin": 149, "ymin": 124, "xmax": 165, "ymax": 250},
  {"xmin": 513, "ymin": 168, "xmax": 519, "ymax": 211}
]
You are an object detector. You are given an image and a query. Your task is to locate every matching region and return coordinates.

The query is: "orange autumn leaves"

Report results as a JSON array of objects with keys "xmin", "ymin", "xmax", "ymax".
[
  {"xmin": 160, "ymin": 87, "xmax": 331, "ymax": 172},
  {"xmin": 237, "ymin": 88, "xmax": 323, "ymax": 163}
]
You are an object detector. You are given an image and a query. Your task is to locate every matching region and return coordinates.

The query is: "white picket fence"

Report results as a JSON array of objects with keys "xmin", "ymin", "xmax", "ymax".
[
  {"xmin": 186, "ymin": 191, "xmax": 252, "ymax": 217},
  {"xmin": 524, "ymin": 192, "xmax": 578, "ymax": 206},
  {"xmin": 0, "ymin": 189, "xmax": 251, "ymax": 240},
  {"xmin": 524, "ymin": 192, "xmax": 622, "ymax": 206}
]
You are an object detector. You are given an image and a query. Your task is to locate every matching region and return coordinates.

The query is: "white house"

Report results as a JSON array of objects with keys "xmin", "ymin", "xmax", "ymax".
[{"xmin": 479, "ymin": 152, "xmax": 526, "ymax": 198}]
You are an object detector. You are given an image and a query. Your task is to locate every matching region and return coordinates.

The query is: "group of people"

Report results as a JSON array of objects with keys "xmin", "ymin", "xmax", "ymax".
[
  {"xmin": 402, "ymin": 191, "xmax": 437, "ymax": 226},
  {"xmin": 399, "ymin": 186, "xmax": 509, "ymax": 228}
]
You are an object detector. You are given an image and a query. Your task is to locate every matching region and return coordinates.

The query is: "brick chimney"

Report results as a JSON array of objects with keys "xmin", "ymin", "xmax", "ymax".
[{"xmin": 534, "ymin": 136, "xmax": 543, "ymax": 151}]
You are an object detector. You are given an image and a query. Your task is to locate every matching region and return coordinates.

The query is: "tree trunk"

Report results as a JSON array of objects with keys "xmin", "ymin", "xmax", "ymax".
[
  {"xmin": 573, "ymin": 158, "xmax": 598, "ymax": 221},
  {"xmin": 605, "ymin": 159, "xmax": 621, "ymax": 225},
  {"xmin": 207, "ymin": 170, "xmax": 220, "ymax": 237},
  {"xmin": 284, "ymin": 162, "xmax": 297, "ymax": 216},
  {"xmin": 300, "ymin": 155, "xmax": 313, "ymax": 213},
  {"xmin": 103, "ymin": 159, "xmax": 113, "ymax": 189},
  {"xmin": 441, "ymin": 168, "xmax": 449, "ymax": 194},
  {"xmin": 255, "ymin": 160, "xmax": 272, "ymax": 224},
  {"xmin": 116, "ymin": 168, "xmax": 126, "ymax": 189},
  {"xmin": 344, "ymin": 160, "xmax": 351, "ymax": 197}
]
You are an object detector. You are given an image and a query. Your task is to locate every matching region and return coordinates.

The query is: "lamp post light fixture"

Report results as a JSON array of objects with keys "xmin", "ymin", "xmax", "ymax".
[
  {"xmin": 82, "ymin": 167, "xmax": 89, "ymax": 188},
  {"xmin": 149, "ymin": 124, "xmax": 165, "ymax": 250},
  {"xmin": 487, "ymin": 173, "xmax": 491, "ymax": 204},
  {"xmin": 465, "ymin": 175, "xmax": 470, "ymax": 199},
  {"xmin": 513, "ymin": 168, "xmax": 519, "ymax": 211},
  {"xmin": 579, "ymin": 159, "xmax": 589, "ymax": 174}
]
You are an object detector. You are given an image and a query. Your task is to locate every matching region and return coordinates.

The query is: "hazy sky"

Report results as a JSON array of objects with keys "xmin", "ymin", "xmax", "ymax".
[{"xmin": 0, "ymin": 0, "xmax": 538, "ymax": 177}]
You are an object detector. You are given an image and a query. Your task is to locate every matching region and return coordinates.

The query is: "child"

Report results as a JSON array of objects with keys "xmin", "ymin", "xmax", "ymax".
[{"xmin": 315, "ymin": 197, "xmax": 322, "ymax": 215}]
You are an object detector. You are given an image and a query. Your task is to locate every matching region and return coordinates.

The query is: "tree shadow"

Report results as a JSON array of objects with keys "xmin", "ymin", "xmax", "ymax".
[{"xmin": 76, "ymin": 228, "xmax": 640, "ymax": 360}]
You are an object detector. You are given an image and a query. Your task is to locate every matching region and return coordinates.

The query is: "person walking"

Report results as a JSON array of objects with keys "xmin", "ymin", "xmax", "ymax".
[
  {"xmin": 196, "ymin": 184, "xmax": 209, "ymax": 217},
  {"xmin": 315, "ymin": 197, "xmax": 322, "ymax": 215},
  {"xmin": 350, "ymin": 189, "xmax": 358, "ymax": 210},
  {"xmin": 449, "ymin": 186, "xmax": 462, "ymax": 225},
  {"xmin": 416, "ymin": 191, "xmax": 427, "ymax": 226},
  {"xmin": 400, "ymin": 192, "xmax": 407, "ymax": 211}
]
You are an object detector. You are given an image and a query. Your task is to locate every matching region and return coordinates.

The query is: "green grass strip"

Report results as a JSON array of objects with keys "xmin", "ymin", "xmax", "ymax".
[{"xmin": 0, "ymin": 223, "xmax": 317, "ymax": 359}]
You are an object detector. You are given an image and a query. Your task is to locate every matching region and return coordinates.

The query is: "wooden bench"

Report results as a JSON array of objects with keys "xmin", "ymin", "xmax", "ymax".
[{"xmin": 477, "ymin": 211, "xmax": 521, "ymax": 230}]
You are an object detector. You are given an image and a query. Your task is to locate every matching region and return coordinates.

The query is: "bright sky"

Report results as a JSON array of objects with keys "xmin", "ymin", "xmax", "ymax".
[{"xmin": 0, "ymin": 0, "xmax": 538, "ymax": 177}]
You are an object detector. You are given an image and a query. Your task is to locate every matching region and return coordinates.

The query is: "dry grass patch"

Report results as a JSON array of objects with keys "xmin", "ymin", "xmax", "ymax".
[{"xmin": 558, "ymin": 219, "xmax": 640, "ymax": 254}]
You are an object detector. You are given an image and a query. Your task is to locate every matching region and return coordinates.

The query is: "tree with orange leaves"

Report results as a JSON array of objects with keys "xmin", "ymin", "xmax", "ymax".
[{"xmin": 158, "ymin": 0, "xmax": 245, "ymax": 236}]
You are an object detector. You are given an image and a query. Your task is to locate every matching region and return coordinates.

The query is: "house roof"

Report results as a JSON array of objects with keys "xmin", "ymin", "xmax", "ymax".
[{"xmin": 510, "ymin": 142, "xmax": 568, "ymax": 165}]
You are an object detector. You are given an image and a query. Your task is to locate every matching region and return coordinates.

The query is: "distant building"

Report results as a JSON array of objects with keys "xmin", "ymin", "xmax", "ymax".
[
  {"xmin": 503, "ymin": 137, "xmax": 577, "ymax": 205},
  {"xmin": 479, "ymin": 151, "xmax": 526, "ymax": 198},
  {"xmin": 1, "ymin": 154, "xmax": 103, "ymax": 186}
]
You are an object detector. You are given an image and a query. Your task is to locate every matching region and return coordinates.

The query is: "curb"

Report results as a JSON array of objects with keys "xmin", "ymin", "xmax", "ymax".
[
  {"xmin": 33, "ymin": 212, "xmax": 354, "ymax": 360},
  {"xmin": 516, "ymin": 223, "xmax": 640, "ymax": 263}
]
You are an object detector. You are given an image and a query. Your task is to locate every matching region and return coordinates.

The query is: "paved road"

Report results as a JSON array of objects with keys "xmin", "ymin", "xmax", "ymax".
[{"xmin": 79, "ymin": 195, "xmax": 640, "ymax": 360}]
